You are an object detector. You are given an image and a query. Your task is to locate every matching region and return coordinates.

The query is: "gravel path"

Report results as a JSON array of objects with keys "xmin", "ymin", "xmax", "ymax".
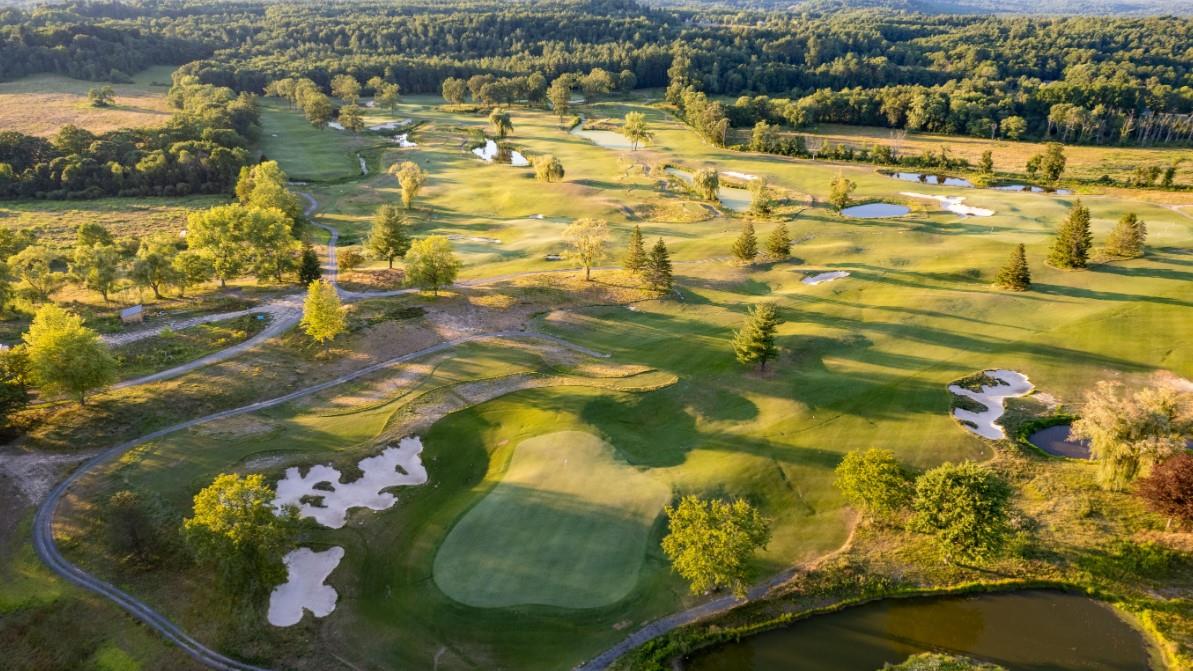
[{"xmin": 33, "ymin": 331, "xmax": 605, "ymax": 671}]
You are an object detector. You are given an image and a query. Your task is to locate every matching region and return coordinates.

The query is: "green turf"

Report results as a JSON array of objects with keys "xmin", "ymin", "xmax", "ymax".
[{"xmin": 432, "ymin": 430, "xmax": 670, "ymax": 608}]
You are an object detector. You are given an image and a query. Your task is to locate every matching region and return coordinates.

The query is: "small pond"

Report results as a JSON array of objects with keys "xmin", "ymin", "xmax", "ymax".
[
  {"xmin": 684, "ymin": 590, "xmax": 1154, "ymax": 671},
  {"xmin": 472, "ymin": 139, "xmax": 529, "ymax": 167},
  {"xmin": 889, "ymin": 172, "xmax": 974, "ymax": 188},
  {"xmin": 1029, "ymin": 424, "xmax": 1091, "ymax": 459},
  {"xmin": 993, "ymin": 184, "xmax": 1074, "ymax": 196},
  {"xmin": 840, "ymin": 202, "xmax": 910, "ymax": 218}
]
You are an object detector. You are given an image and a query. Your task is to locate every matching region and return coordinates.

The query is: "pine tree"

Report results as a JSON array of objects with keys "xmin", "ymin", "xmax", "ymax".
[
  {"xmin": 624, "ymin": 225, "xmax": 647, "ymax": 273},
  {"xmin": 298, "ymin": 244, "xmax": 321, "ymax": 285},
  {"xmin": 765, "ymin": 223, "xmax": 791, "ymax": 260},
  {"xmin": 1048, "ymin": 201, "xmax": 1093, "ymax": 269},
  {"xmin": 732, "ymin": 222, "xmax": 758, "ymax": 262},
  {"xmin": 994, "ymin": 244, "xmax": 1031, "ymax": 291},
  {"xmin": 644, "ymin": 237, "xmax": 673, "ymax": 292},
  {"xmin": 300, "ymin": 279, "xmax": 347, "ymax": 354},
  {"xmin": 366, "ymin": 204, "xmax": 411, "ymax": 268},
  {"xmin": 731, "ymin": 303, "xmax": 782, "ymax": 371},
  {"xmin": 1104, "ymin": 212, "xmax": 1146, "ymax": 258}
]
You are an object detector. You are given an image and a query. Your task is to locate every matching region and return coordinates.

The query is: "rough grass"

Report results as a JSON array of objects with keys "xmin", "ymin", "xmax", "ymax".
[
  {"xmin": 432, "ymin": 430, "xmax": 671, "ymax": 609},
  {"xmin": 112, "ymin": 314, "xmax": 267, "ymax": 380},
  {"xmin": 0, "ymin": 66, "xmax": 176, "ymax": 136}
]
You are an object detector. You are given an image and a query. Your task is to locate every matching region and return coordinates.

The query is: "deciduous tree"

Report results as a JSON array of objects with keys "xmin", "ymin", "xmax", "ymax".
[
  {"xmin": 547, "ymin": 76, "xmax": 573, "ymax": 122},
  {"xmin": 389, "ymin": 161, "xmax": 425, "ymax": 209},
  {"xmin": 623, "ymin": 111, "xmax": 650, "ymax": 150},
  {"xmin": 693, "ymin": 168, "xmax": 719, "ymax": 201},
  {"xmin": 404, "ymin": 235, "xmax": 459, "ymax": 296},
  {"xmin": 441, "ymin": 77, "xmax": 467, "ymax": 104},
  {"xmin": 829, "ymin": 172, "xmax": 856, "ymax": 211},
  {"xmin": 301, "ymin": 279, "xmax": 346, "ymax": 353},
  {"xmin": 1135, "ymin": 453, "xmax": 1193, "ymax": 530},
  {"xmin": 532, "ymin": 155, "xmax": 565, "ymax": 182},
  {"xmin": 171, "ymin": 250, "xmax": 214, "ymax": 297},
  {"xmin": 330, "ymin": 74, "xmax": 361, "ymax": 103},
  {"xmin": 338, "ymin": 104, "xmax": 365, "ymax": 133},
  {"xmin": 70, "ymin": 243, "xmax": 121, "ymax": 302},
  {"xmin": 488, "ymin": 109, "xmax": 513, "ymax": 138},
  {"xmin": 130, "ymin": 235, "xmax": 179, "ymax": 299},
  {"xmin": 7, "ymin": 246, "xmax": 64, "ymax": 302},
  {"xmin": 22, "ymin": 304, "xmax": 115, "ymax": 404},
  {"xmin": 661, "ymin": 495, "xmax": 771, "ymax": 597},
  {"xmin": 911, "ymin": 462, "xmax": 1011, "ymax": 563},
  {"xmin": 834, "ymin": 448, "xmax": 913, "ymax": 522},
  {"xmin": 563, "ymin": 218, "xmax": 609, "ymax": 281}
]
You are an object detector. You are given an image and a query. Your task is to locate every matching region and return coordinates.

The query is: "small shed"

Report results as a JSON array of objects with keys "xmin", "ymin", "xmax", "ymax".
[{"xmin": 120, "ymin": 305, "xmax": 145, "ymax": 324}]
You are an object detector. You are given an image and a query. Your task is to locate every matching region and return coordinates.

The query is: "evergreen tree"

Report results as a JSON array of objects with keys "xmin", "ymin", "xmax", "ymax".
[
  {"xmin": 1104, "ymin": 212, "xmax": 1146, "ymax": 258},
  {"xmin": 732, "ymin": 222, "xmax": 758, "ymax": 262},
  {"xmin": 765, "ymin": 222, "xmax": 791, "ymax": 260},
  {"xmin": 300, "ymin": 279, "xmax": 346, "ymax": 353},
  {"xmin": 644, "ymin": 237, "xmax": 673, "ymax": 292},
  {"xmin": 623, "ymin": 225, "xmax": 647, "ymax": 273},
  {"xmin": 994, "ymin": 243, "xmax": 1031, "ymax": 291},
  {"xmin": 749, "ymin": 178, "xmax": 774, "ymax": 216},
  {"xmin": 1048, "ymin": 201, "xmax": 1093, "ymax": 269},
  {"xmin": 366, "ymin": 204, "xmax": 411, "ymax": 268},
  {"xmin": 731, "ymin": 303, "xmax": 782, "ymax": 371},
  {"xmin": 298, "ymin": 244, "xmax": 322, "ymax": 285}
]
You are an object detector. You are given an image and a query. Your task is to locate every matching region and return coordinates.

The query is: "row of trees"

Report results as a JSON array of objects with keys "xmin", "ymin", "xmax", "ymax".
[{"xmin": 0, "ymin": 75, "xmax": 258, "ymax": 200}]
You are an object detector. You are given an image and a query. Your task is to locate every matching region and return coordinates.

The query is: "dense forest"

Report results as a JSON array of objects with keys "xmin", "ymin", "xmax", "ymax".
[{"xmin": 0, "ymin": 0, "xmax": 1191, "ymax": 200}]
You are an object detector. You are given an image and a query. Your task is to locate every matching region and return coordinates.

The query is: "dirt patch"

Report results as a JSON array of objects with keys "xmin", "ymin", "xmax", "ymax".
[
  {"xmin": 0, "ymin": 448, "xmax": 96, "ymax": 506},
  {"xmin": 338, "ymin": 269, "xmax": 406, "ymax": 293},
  {"xmin": 192, "ymin": 414, "xmax": 277, "ymax": 438}
]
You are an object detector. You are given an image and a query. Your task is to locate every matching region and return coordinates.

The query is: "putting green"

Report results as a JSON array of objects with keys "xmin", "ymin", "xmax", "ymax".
[{"xmin": 432, "ymin": 430, "xmax": 671, "ymax": 609}]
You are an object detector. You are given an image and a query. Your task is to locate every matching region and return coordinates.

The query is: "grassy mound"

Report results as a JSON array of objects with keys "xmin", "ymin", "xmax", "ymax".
[{"xmin": 432, "ymin": 430, "xmax": 670, "ymax": 608}]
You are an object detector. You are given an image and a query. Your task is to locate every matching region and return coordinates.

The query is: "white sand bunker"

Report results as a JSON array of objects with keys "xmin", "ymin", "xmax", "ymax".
[
  {"xmin": 948, "ymin": 370, "xmax": 1033, "ymax": 439},
  {"xmin": 902, "ymin": 192, "xmax": 994, "ymax": 217},
  {"xmin": 368, "ymin": 119, "xmax": 410, "ymax": 131},
  {"xmin": 327, "ymin": 121, "xmax": 345, "ymax": 131},
  {"xmin": 802, "ymin": 270, "xmax": 850, "ymax": 285},
  {"xmin": 267, "ymin": 546, "xmax": 344, "ymax": 627},
  {"xmin": 273, "ymin": 436, "xmax": 428, "ymax": 528},
  {"xmin": 391, "ymin": 133, "xmax": 416, "ymax": 147},
  {"xmin": 448, "ymin": 235, "xmax": 501, "ymax": 244},
  {"xmin": 721, "ymin": 171, "xmax": 758, "ymax": 181}
]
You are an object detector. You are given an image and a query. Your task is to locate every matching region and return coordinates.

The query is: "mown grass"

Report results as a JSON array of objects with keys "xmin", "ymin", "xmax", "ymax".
[{"xmin": 0, "ymin": 66, "xmax": 177, "ymax": 137}]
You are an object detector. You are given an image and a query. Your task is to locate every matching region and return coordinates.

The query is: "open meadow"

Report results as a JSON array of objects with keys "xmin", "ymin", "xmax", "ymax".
[
  {"xmin": 18, "ymin": 93, "xmax": 1189, "ymax": 670},
  {"xmin": 0, "ymin": 66, "xmax": 176, "ymax": 137}
]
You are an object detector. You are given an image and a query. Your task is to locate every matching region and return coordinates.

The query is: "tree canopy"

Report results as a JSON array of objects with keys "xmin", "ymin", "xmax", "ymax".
[{"xmin": 661, "ymin": 495, "xmax": 771, "ymax": 597}]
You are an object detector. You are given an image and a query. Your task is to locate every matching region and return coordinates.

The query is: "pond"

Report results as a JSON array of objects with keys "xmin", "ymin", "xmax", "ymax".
[
  {"xmin": 840, "ymin": 202, "xmax": 910, "ymax": 218},
  {"xmin": 889, "ymin": 172, "xmax": 974, "ymax": 188},
  {"xmin": 472, "ymin": 139, "xmax": 529, "ymax": 167},
  {"xmin": 664, "ymin": 167, "xmax": 752, "ymax": 212},
  {"xmin": 684, "ymin": 591, "xmax": 1154, "ymax": 671},
  {"xmin": 1029, "ymin": 424, "xmax": 1092, "ymax": 459}
]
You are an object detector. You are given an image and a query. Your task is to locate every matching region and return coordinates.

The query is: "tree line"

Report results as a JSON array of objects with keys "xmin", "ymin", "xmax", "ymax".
[{"xmin": 0, "ymin": 74, "xmax": 257, "ymax": 200}]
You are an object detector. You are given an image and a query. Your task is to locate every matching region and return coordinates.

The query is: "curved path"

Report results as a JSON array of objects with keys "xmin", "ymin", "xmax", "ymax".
[{"xmin": 33, "ymin": 330, "xmax": 603, "ymax": 671}]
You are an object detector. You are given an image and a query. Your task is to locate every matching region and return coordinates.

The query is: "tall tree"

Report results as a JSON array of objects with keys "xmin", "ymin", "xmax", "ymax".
[
  {"xmin": 330, "ymin": 74, "xmax": 361, "ymax": 103},
  {"xmin": 693, "ymin": 168, "xmax": 719, "ymax": 201},
  {"xmin": 994, "ymin": 243, "xmax": 1031, "ymax": 291},
  {"xmin": 563, "ymin": 218, "xmax": 609, "ymax": 281},
  {"xmin": 547, "ymin": 76, "xmax": 573, "ymax": 122},
  {"xmin": 7, "ymin": 246, "xmax": 63, "ymax": 302},
  {"xmin": 441, "ymin": 77, "xmax": 467, "ymax": 104},
  {"xmin": 235, "ymin": 161, "xmax": 303, "ymax": 228},
  {"xmin": 182, "ymin": 473, "xmax": 293, "ymax": 595},
  {"xmin": 765, "ymin": 222, "xmax": 791, "ymax": 260},
  {"xmin": 339, "ymin": 104, "xmax": 365, "ymax": 133},
  {"xmin": 130, "ymin": 235, "xmax": 179, "ymax": 299},
  {"xmin": 1104, "ymin": 213, "xmax": 1147, "ymax": 258},
  {"xmin": 732, "ymin": 222, "xmax": 758, "ymax": 262},
  {"xmin": 488, "ymin": 109, "xmax": 514, "ymax": 138},
  {"xmin": 911, "ymin": 462, "xmax": 1011, "ymax": 563},
  {"xmin": 979, "ymin": 150, "xmax": 994, "ymax": 175},
  {"xmin": 661, "ymin": 495, "xmax": 771, "ymax": 597},
  {"xmin": 389, "ymin": 161, "xmax": 426, "ymax": 209},
  {"xmin": 22, "ymin": 304, "xmax": 115, "ymax": 404},
  {"xmin": 404, "ymin": 236, "xmax": 460, "ymax": 296},
  {"xmin": 1048, "ymin": 201, "xmax": 1093, "ymax": 269},
  {"xmin": 1135, "ymin": 453, "xmax": 1193, "ymax": 530},
  {"xmin": 1027, "ymin": 142, "xmax": 1067, "ymax": 183},
  {"xmin": 623, "ymin": 111, "xmax": 650, "ymax": 150},
  {"xmin": 1071, "ymin": 381, "xmax": 1193, "ymax": 490},
  {"xmin": 374, "ymin": 82, "xmax": 401, "ymax": 109},
  {"xmin": 834, "ymin": 448, "xmax": 913, "ymax": 522},
  {"xmin": 297, "ymin": 243, "xmax": 321, "ymax": 285},
  {"xmin": 70, "ymin": 243, "xmax": 121, "ymax": 302},
  {"xmin": 749, "ymin": 178, "xmax": 775, "ymax": 216},
  {"xmin": 829, "ymin": 172, "xmax": 856, "ymax": 211},
  {"xmin": 171, "ymin": 250, "xmax": 214, "ymax": 297},
  {"xmin": 731, "ymin": 303, "xmax": 781, "ymax": 371},
  {"xmin": 623, "ymin": 225, "xmax": 647, "ymax": 273},
  {"xmin": 301, "ymin": 279, "xmax": 346, "ymax": 354},
  {"xmin": 366, "ymin": 204, "xmax": 411, "ymax": 268},
  {"xmin": 644, "ymin": 237, "xmax": 673, "ymax": 292}
]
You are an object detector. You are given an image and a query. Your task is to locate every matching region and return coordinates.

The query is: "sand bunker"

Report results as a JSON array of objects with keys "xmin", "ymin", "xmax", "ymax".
[
  {"xmin": 721, "ymin": 171, "xmax": 758, "ymax": 181},
  {"xmin": 327, "ymin": 121, "xmax": 345, "ymax": 131},
  {"xmin": 267, "ymin": 546, "xmax": 344, "ymax": 627},
  {"xmin": 472, "ymin": 140, "xmax": 529, "ymax": 166},
  {"xmin": 948, "ymin": 370, "xmax": 1033, "ymax": 439},
  {"xmin": 902, "ymin": 192, "xmax": 994, "ymax": 217},
  {"xmin": 802, "ymin": 270, "xmax": 850, "ymax": 285},
  {"xmin": 273, "ymin": 436, "xmax": 428, "ymax": 528},
  {"xmin": 391, "ymin": 133, "xmax": 416, "ymax": 147},
  {"xmin": 368, "ymin": 119, "xmax": 410, "ymax": 131},
  {"xmin": 448, "ymin": 235, "xmax": 502, "ymax": 244}
]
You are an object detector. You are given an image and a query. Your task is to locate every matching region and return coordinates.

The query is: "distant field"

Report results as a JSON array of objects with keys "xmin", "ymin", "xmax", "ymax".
[
  {"xmin": 0, "ymin": 194, "xmax": 225, "ymax": 249},
  {"xmin": 0, "ymin": 66, "xmax": 176, "ymax": 136},
  {"xmin": 739, "ymin": 123, "xmax": 1193, "ymax": 185}
]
